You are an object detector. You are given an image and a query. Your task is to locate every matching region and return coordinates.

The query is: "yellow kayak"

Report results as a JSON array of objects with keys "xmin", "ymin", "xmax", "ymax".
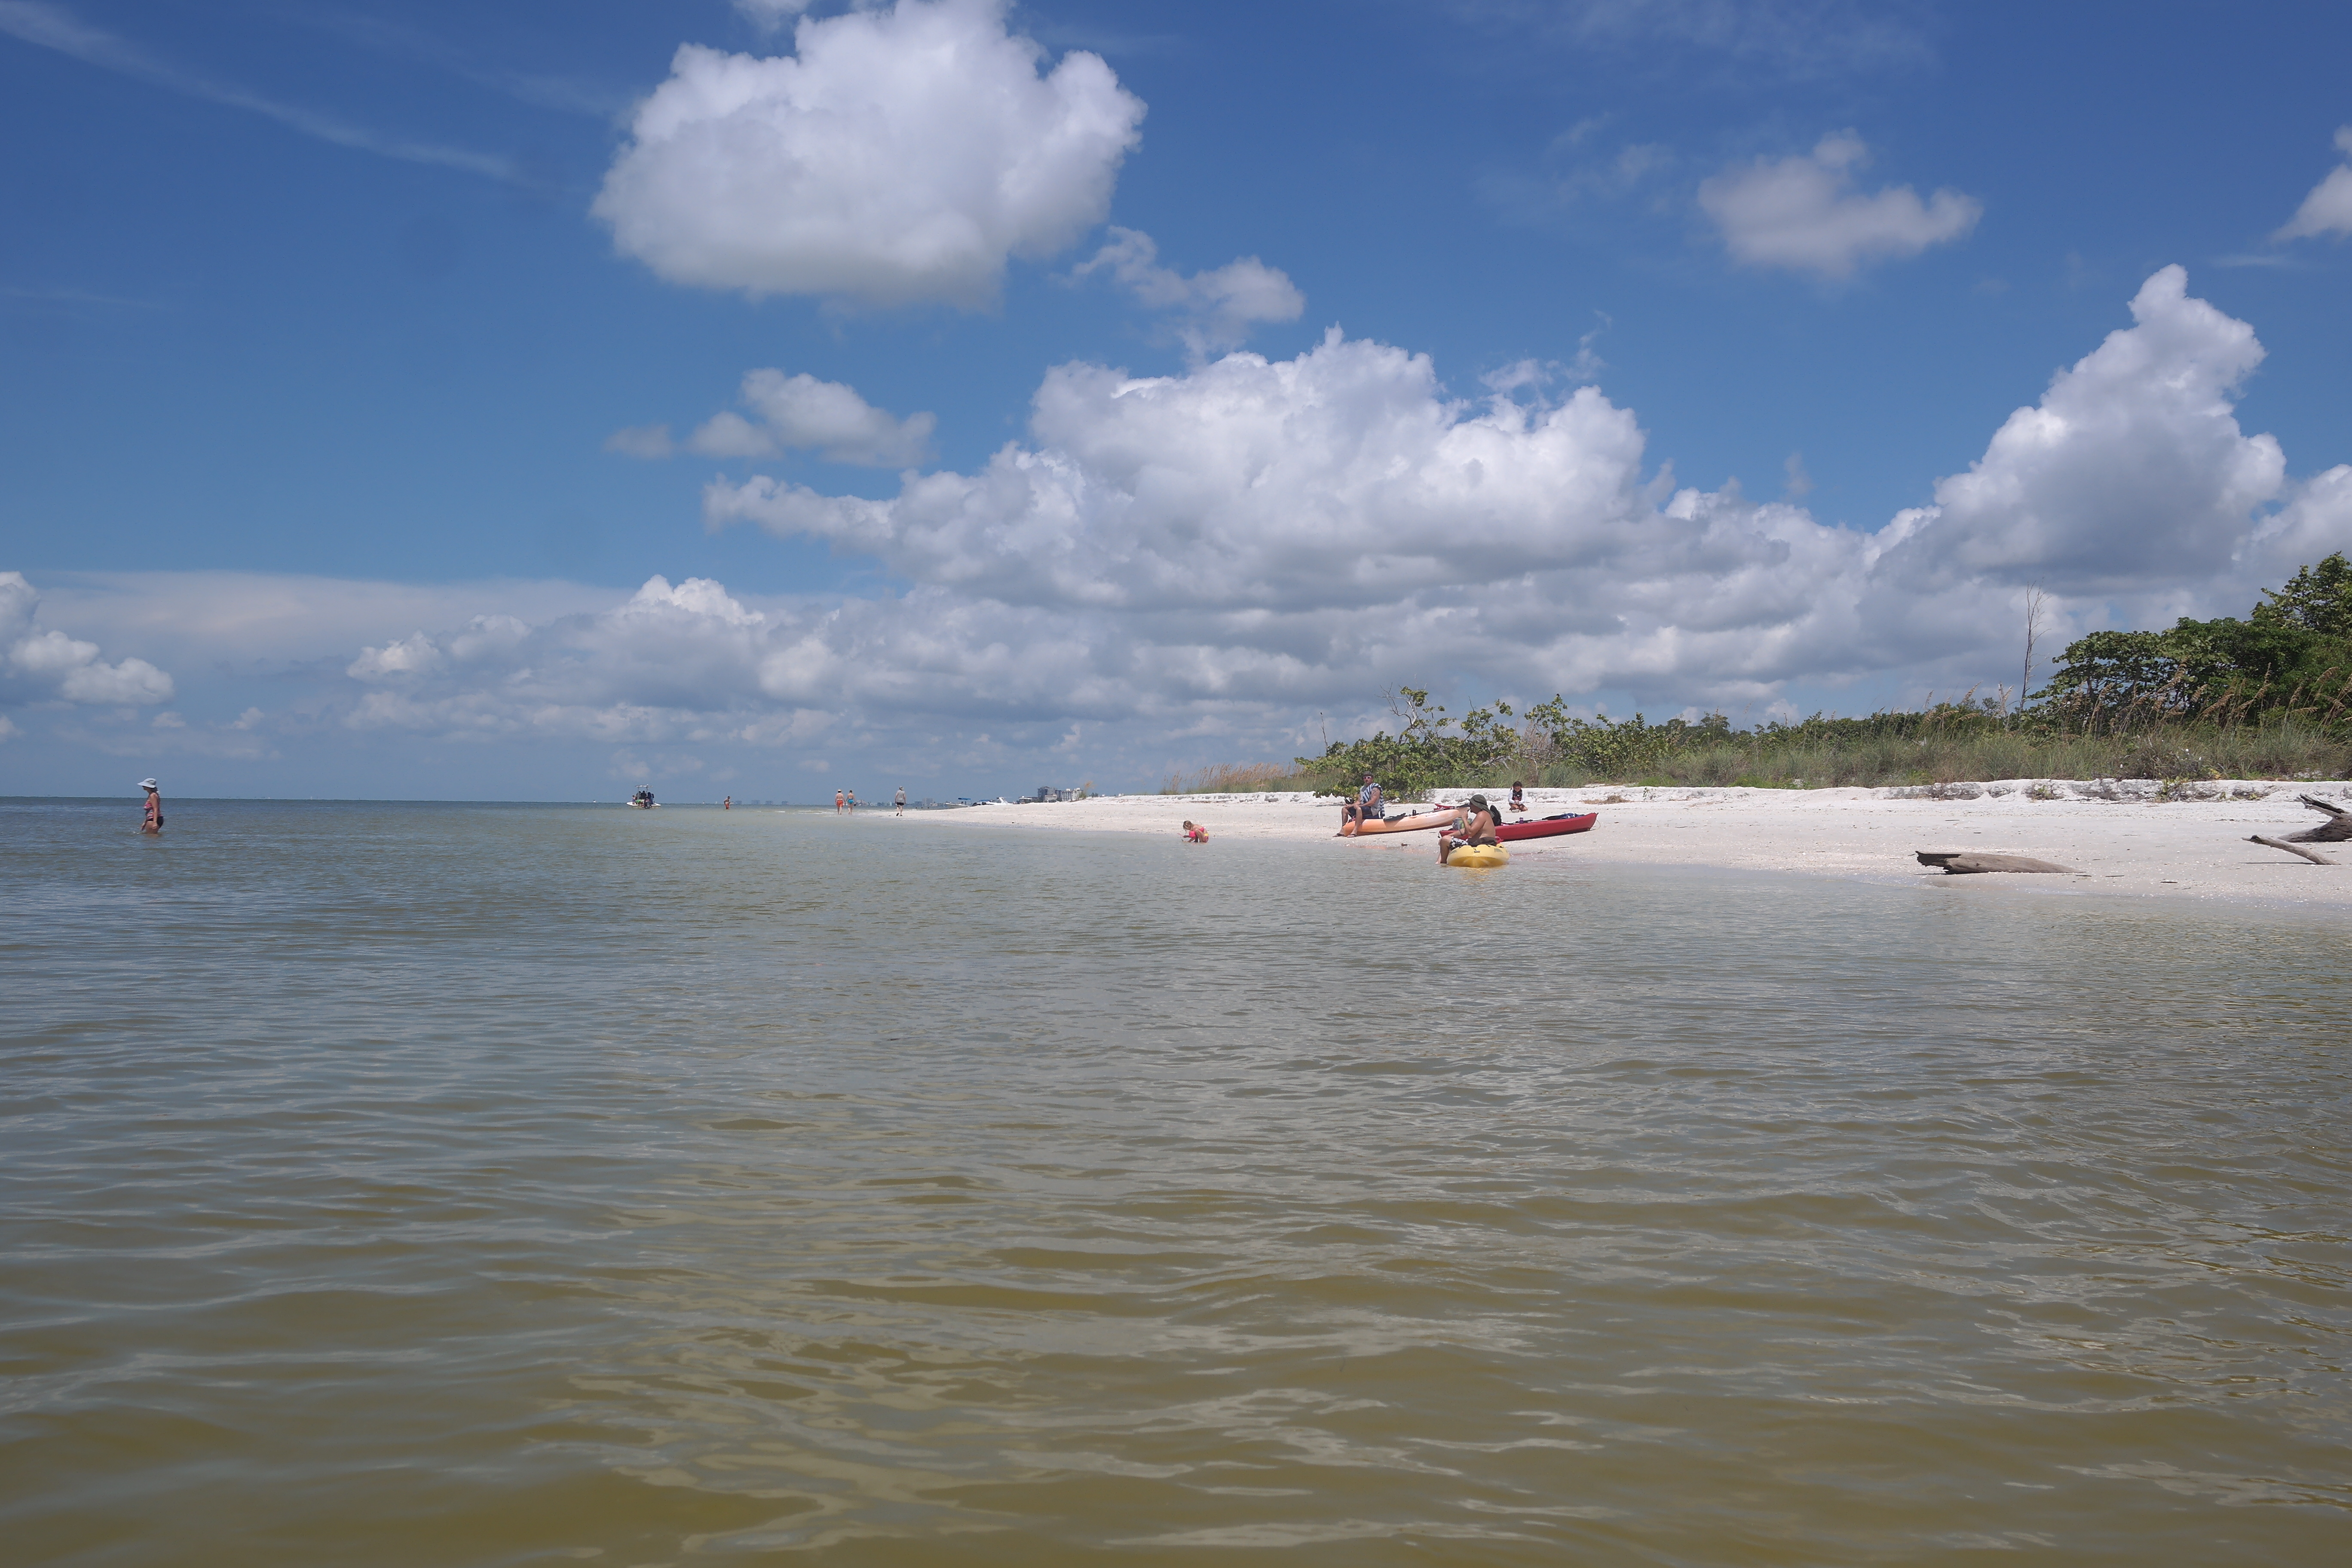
[{"xmin": 1443, "ymin": 844, "xmax": 1510, "ymax": 868}]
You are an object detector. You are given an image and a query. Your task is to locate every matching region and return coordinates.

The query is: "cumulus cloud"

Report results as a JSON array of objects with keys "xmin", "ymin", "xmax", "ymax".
[
  {"xmin": 1, "ymin": 571, "xmax": 175, "ymax": 707},
  {"xmin": 611, "ymin": 371, "xmax": 936, "ymax": 466},
  {"xmin": 1878, "ymin": 266, "xmax": 2284, "ymax": 592},
  {"xmin": 36, "ymin": 269, "xmax": 2343, "ymax": 784},
  {"xmin": 340, "ymin": 576, "xmax": 840, "ymax": 743},
  {"xmin": 593, "ymin": 0, "xmax": 1145, "ymax": 306},
  {"xmin": 2273, "ymin": 126, "xmax": 2352, "ymax": 243},
  {"xmin": 1072, "ymin": 227, "xmax": 1305, "ymax": 355},
  {"xmin": 1699, "ymin": 132, "xmax": 1980, "ymax": 278},
  {"xmin": 693, "ymin": 268, "xmax": 2326, "ymax": 715}
]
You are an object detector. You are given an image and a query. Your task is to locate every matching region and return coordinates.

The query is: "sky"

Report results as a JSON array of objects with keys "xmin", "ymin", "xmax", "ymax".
[{"xmin": 3, "ymin": 0, "xmax": 2349, "ymax": 802}]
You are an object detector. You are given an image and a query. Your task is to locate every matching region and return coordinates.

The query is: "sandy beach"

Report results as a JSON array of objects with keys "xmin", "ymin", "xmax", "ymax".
[{"xmin": 911, "ymin": 779, "xmax": 2352, "ymax": 911}]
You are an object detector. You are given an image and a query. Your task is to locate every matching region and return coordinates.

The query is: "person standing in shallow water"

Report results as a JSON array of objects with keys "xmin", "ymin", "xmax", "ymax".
[
  {"xmin": 894, "ymin": 787, "xmax": 906, "ymax": 816},
  {"xmin": 836, "ymin": 789, "xmax": 845, "ymax": 814},
  {"xmin": 138, "ymin": 778, "xmax": 163, "ymax": 835}
]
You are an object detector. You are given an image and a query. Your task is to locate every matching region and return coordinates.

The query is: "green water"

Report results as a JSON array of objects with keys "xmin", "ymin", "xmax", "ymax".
[{"xmin": 3, "ymin": 799, "xmax": 2347, "ymax": 1564}]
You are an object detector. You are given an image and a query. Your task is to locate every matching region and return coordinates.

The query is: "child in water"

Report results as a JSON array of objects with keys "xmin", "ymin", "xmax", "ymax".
[{"xmin": 1181, "ymin": 820, "xmax": 1209, "ymax": 842}]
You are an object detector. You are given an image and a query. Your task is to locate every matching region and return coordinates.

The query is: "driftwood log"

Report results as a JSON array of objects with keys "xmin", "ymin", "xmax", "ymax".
[
  {"xmin": 2285, "ymin": 795, "xmax": 2352, "ymax": 844},
  {"xmin": 1916, "ymin": 851, "xmax": 2079, "ymax": 874},
  {"xmin": 2249, "ymin": 834, "xmax": 2339, "ymax": 866}
]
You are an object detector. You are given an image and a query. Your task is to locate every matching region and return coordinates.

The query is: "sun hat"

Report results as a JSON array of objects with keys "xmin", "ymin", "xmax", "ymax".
[
  {"xmin": 138, "ymin": 778, "xmax": 159, "ymax": 790},
  {"xmin": 1467, "ymin": 793, "xmax": 1490, "ymax": 811}
]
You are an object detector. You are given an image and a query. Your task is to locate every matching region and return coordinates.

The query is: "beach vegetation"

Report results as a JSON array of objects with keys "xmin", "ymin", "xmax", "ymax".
[{"xmin": 1272, "ymin": 555, "xmax": 2352, "ymax": 795}]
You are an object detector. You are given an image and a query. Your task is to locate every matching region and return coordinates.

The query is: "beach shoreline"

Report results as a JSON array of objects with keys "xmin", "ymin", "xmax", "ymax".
[{"xmin": 898, "ymin": 779, "xmax": 2352, "ymax": 911}]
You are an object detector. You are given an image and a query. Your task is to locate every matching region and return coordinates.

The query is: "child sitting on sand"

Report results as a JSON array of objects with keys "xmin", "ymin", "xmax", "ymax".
[
  {"xmin": 1181, "ymin": 820, "xmax": 1209, "ymax": 843},
  {"xmin": 1509, "ymin": 781, "xmax": 1527, "ymax": 814}
]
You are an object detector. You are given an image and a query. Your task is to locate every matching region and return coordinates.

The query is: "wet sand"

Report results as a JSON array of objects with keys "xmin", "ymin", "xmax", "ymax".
[{"xmin": 910, "ymin": 780, "xmax": 2352, "ymax": 911}]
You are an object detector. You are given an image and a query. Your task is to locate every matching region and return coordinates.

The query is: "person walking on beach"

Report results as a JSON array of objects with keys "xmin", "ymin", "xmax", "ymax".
[
  {"xmin": 138, "ymin": 778, "xmax": 163, "ymax": 835},
  {"xmin": 894, "ymin": 787, "xmax": 906, "ymax": 816},
  {"xmin": 846, "ymin": 789, "xmax": 857, "ymax": 811},
  {"xmin": 836, "ymin": 789, "xmax": 845, "ymax": 814}
]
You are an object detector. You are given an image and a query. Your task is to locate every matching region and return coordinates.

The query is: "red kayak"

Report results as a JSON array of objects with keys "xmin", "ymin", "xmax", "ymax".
[{"xmin": 1495, "ymin": 811, "xmax": 1598, "ymax": 843}]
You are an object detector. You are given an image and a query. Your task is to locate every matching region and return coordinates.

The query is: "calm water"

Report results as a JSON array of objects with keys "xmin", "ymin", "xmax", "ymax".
[{"xmin": 3, "ymin": 798, "xmax": 2349, "ymax": 1566}]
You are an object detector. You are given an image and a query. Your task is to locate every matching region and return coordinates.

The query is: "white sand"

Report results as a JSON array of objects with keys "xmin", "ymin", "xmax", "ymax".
[{"xmin": 906, "ymin": 780, "xmax": 2352, "ymax": 912}]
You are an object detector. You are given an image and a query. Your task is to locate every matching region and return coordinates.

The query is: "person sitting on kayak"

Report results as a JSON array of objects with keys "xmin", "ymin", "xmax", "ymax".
[
  {"xmin": 1509, "ymin": 781, "xmax": 1527, "ymax": 814},
  {"xmin": 1439, "ymin": 795, "xmax": 1501, "ymax": 863},
  {"xmin": 1339, "ymin": 773, "xmax": 1385, "ymax": 834},
  {"xmin": 1181, "ymin": 820, "xmax": 1208, "ymax": 842}
]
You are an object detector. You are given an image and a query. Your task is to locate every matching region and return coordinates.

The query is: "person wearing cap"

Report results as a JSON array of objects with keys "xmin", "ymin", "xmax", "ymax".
[
  {"xmin": 1438, "ymin": 794, "xmax": 1500, "ymax": 863},
  {"xmin": 138, "ymin": 778, "xmax": 163, "ymax": 835},
  {"xmin": 1339, "ymin": 772, "xmax": 1385, "ymax": 835}
]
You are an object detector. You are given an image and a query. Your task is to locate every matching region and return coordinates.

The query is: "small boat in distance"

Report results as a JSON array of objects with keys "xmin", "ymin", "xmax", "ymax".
[{"xmin": 629, "ymin": 789, "xmax": 657, "ymax": 809}]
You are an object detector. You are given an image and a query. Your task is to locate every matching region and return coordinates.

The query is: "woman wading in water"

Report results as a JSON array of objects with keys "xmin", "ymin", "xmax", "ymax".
[{"xmin": 138, "ymin": 778, "xmax": 163, "ymax": 835}]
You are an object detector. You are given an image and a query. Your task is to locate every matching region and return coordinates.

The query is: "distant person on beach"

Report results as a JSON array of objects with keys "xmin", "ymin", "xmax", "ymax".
[
  {"xmin": 1340, "ymin": 773, "xmax": 1384, "ymax": 834},
  {"xmin": 722, "ymin": 796, "xmax": 732, "ymax": 811},
  {"xmin": 1439, "ymin": 795, "xmax": 1500, "ymax": 863},
  {"xmin": 894, "ymin": 787, "xmax": 906, "ymax": 816},
  {"xmin": 1509, "ymin": 781, "xmax": 1526, "ymax": 814},
  {"xmin": 138, "ymin": 778, "xmax": 162, "ymax": 835},
  {"xmin": 846, "ymin": 790, "xmax": 857, "ymax": 811},
  {"xmin": 1182, "ymin": 820, "xmax": 1208, "ymax": 842},
  {"xmin": 836, "ymin": 790, "xmax": 845, "ymax": 814}
]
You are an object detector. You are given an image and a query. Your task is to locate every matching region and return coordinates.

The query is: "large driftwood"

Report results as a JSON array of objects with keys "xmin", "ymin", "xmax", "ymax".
[
  {"xmin": 1916, "ymin": 851, "xmax": 2079, "ymax": 874},
  {"xmin": 2249, "ymin": 834, "xmax": 2339, "ymax": 866},
  {"xmin": 2285, "ymin": 795, "xmax": 2352, "ymax": 844}
]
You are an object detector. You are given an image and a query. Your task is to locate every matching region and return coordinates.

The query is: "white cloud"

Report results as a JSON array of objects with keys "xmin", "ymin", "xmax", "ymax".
[
  {"xmin": 2273, "ymin": 126, "xmax": 2352, "ymax": 242},
  {"xmin": 1, "ymin": 571, "xmax": 175, "ymax": 707},
  {"xmin": 1699, "ymin": 132, "xmax": 1980, "ymax": 278},
  {"xmin": 709, "ymin": 370, "xmax": 935, "ymax": 465},
  {"xmin": 608, "ymin": 372, "xmax": 935, "ymax": 466},
  {"xmin": 732, "ymin": 0, "xmax": 813, "ymax": 27},
  {"xmin": 26, "ymin": 270, "xmax": 2345, "ymax": 784},
  {"xmin": 593, "ymin": 0, "xmax": 1145, "ymax": 306},
  {"xmin": 1072, "ymin": 227, "xmax": 1305, "ymax": 355},
  {"xmin": 1879, "ymin": 266, "xmax": 2285, "ymax": 593}
]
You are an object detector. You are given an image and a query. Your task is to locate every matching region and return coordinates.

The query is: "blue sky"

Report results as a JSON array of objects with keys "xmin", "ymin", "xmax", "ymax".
[{"xmin": 3, "ymin": 0, "xmax": 2348, "ymax": 799}]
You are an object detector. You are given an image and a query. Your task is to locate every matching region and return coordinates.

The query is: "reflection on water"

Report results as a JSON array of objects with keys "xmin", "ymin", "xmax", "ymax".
[{"xmin": 3, "ymin": 798, "xmax": 2348, "ymax": 1564}]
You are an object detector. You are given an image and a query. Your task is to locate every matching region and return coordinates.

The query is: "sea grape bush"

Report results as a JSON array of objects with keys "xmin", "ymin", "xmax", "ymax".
[
  {"xmin": 1282, "ymin": 555, "xmax": 2352, "ymax": 794},
  {"xmin": 2038, "ymin": 552, "xmax": 2352, "ymax": 732}
]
